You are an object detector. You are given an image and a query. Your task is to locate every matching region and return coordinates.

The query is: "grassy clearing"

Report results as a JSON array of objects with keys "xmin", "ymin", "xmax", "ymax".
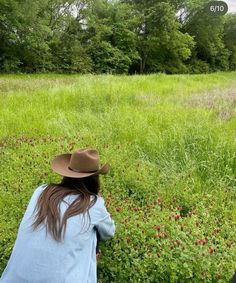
[{"xmin": 0, "ymin": 72, "xmax": 236, "ymax": 282}]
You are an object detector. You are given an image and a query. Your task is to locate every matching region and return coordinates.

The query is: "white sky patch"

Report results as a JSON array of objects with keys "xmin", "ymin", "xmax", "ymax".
[{"xmin": 224, "ymin": 0, "xmax": 236, "ymax": 13}]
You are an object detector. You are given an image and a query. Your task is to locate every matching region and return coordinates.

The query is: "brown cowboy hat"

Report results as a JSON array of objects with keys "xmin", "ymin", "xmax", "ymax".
[{"xmin": 51, "ymin": 147, "xmax": 110, "ymax": 178}]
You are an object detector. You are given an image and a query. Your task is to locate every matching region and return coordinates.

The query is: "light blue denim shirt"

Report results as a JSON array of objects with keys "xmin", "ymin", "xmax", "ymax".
[{"xmin": 0, "ymin": 184, "xmax": 116, "ymax": 283}]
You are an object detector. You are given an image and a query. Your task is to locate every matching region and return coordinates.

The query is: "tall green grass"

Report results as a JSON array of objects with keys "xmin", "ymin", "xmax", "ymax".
[{"xmin": 0, "ymin": 72, "xmax": 236, "ymax": 282}]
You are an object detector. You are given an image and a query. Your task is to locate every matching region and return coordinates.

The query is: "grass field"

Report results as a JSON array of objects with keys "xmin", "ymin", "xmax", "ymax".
[{"xmin": 0, "ymin": 72, "xmax": 236, "ymax": 282}]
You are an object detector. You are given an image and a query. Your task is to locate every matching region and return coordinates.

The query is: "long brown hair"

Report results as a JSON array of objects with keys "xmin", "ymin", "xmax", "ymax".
[{"xmin": 30, "ymin": 175, "xmax": 100, "ymax": 242}]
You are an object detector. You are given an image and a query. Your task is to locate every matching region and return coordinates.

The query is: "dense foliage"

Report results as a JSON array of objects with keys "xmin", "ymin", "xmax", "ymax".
[
  {"xmin": 0, "ymin": 0, "xmax": 236, "ymax": 74},
  {"xmin": 0, "ymin": 73, "xmax": 236, "ymax": 282}
]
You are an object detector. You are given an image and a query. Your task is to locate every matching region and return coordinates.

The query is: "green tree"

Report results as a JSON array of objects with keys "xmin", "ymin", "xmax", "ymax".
[
  {"xmin": 85, "ymin": 0, "xmax": 139, "ymax": 73},
  {"xmin": 0, "ymin": 0, "xmax": 54, "ymax": 72},
  {"xmin": 224, "ymin": 13, "xmax": 236, "ymax": 70},
  {"xmin": 124, "ymin": 0, "xmax": 195, "ymax": 73},
  {"xmin": 181, "ymin": 0, "xmax": 230, "ymax": 72}
]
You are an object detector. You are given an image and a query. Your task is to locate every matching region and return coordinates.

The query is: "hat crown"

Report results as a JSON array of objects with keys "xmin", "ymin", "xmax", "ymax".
[{"xmin": 68, "ymin": 148, "xmax": 99, "ymax": 173}]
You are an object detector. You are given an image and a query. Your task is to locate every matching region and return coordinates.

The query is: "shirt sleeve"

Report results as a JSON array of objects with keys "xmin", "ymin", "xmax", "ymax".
[{"xmin": 91, "ymin": 196, "xmax": 116, "ymax": 241}]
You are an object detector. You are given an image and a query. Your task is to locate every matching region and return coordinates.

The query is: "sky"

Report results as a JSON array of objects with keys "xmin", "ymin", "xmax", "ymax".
[{"xmin": 225, "ymin": 0, "xmax": 236, "ymax": 13}]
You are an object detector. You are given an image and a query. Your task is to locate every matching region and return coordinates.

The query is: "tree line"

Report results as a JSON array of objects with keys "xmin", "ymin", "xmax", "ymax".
[{"xmin": 0, "ymin": 0, "xmax": 236, "ymax": 74}]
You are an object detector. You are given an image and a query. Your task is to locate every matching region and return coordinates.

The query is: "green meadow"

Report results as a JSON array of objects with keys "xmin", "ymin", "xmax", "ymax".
[{"xmin": 0, "ymin": 72, "xmax": 236, "ymax": 282}]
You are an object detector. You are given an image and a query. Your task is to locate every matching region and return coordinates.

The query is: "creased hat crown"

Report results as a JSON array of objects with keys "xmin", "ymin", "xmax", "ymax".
[{"xmin": 68, "ymin": 148, "xmax": 100, "ymax": 173}]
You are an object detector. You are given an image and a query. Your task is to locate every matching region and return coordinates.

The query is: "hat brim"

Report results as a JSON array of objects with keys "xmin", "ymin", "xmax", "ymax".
[{"xmin": 51, "ymin": 153, "xmax": 110, "ymax": 178}]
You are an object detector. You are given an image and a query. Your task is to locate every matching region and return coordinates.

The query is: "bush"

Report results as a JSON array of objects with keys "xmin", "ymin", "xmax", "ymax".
[{"xmin": 187, "ymin": 59, "xmax": 210, "ymax": 74}]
